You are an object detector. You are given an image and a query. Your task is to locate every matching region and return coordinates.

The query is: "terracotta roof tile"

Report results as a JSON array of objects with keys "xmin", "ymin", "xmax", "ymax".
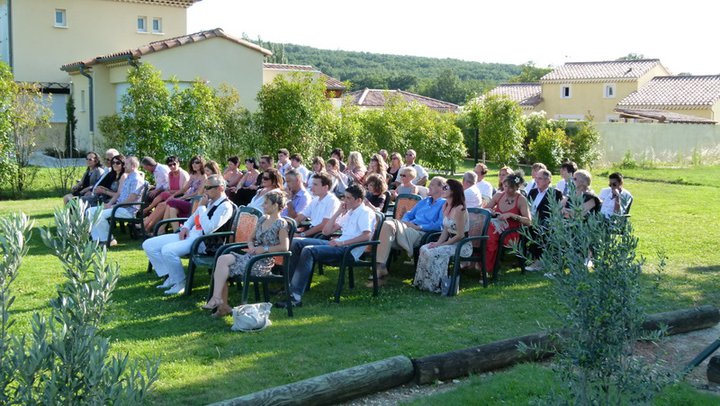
[
  {"xmin": 347, "ymin": 89, "xmax": 459, "ymax": 112},
  {"xmin": 615, "ymin": 108, "xmax": 716, "ymax": 124},
  {"xmin": 484, "ymin": 83, "xmax": 542, "ymax": 106},
  {"xmin": 542, "ymin": 59, "xmax": 664, "ymax": 82},
  {"xmin": 617, "ymin": 75, "xmax": 720, "ymax": 108},
  {"xmin": 61, "ymin": 28, "xmax": 271, "ymax": 71},
  {"xmin": 112, "ymin": 0, "xmax": 201, "ymax": 8}
]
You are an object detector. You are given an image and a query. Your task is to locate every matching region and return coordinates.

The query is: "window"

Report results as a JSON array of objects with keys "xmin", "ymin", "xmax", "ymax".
[
  {"xmin": 604, "ymin": 84, "xmax": 616, "ymax": 98},
  {"xmin": 152, "ymin": 18, "xmax": 162, "ymax": 33},
  {"xmin": 137, "ymin": 16, "xmax": 147, "ymax": 32},
  {"xmin": 561, "ymin": 86, "xmax": 571, "ymax": 99},
  {"xmin": 80, "ymin": 90, "xmax": 86, "ymax": 112},
  {"xmin": 55, "ymin": 9, "xmax": 67, "ymax": 27}
]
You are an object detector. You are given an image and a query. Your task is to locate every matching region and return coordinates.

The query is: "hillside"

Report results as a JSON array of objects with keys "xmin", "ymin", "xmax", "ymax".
[{"xmin": 273, "ymin": 43, "xmax": 523, "ymax": 103}]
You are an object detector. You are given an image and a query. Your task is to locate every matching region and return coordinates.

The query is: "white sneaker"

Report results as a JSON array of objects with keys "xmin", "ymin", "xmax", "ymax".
[
  {"xmin": 156, "ymin": 279, "xmax": 174, "ymax": 289},
  {"xmin": 543, "ymin": 272, "xmax": 556, "ymax": 280},
  {"xmin": 525, "ymin": 260, "xmax": 543, "ymax": 272},
  {"xmin": 584, "ymin": 258, "xmax": 594, "ymax": 268},
  {"xmin": 164, "ymin": 281, "xmax": 186, "ymax": 295}
]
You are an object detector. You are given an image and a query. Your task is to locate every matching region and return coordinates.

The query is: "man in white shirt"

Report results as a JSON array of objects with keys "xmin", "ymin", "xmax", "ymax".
[
  {"xmin": 462, "ymin": 171, "xmax": 483, "ymax": 209},
  {"xmin": 142, "ymin": 175, "xmax": 235, "ymax": 295},
  {"xmin": 277, "ymin": 184, "xmax": 376, "ymax": 308},
  {"xmin": 524, "ymin": 162, "xmax": 547, "ymax": 195},
  {"xmin": 403, "ymin": 149, "xmax": 428, "ymax": 186},
  {"xmin": 473, "ymin": 163, "xmax": 494, "ymax": 204},
  {"xmin": 598, "ymin": 172, "xmax": 633, "ymax": 218},
  {"xmin": 295, "ymin": 173, "xmax": 341, "ymax": 237},
  {"xmin": 141, "ymin": 156, "xmax": 170, "ymax": 199},
  {"xmin": 277, "ymin": 148, "xmax": 292, "ymax": 178},
  {"xmin": 290, "ymin": 153, "xmax": 310, "ymax": 184}
]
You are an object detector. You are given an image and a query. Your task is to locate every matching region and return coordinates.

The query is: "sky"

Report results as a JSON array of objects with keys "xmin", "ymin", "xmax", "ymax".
[{"xmin": 187, "ymin": 0, "xmax": 719, "ymax": 76}]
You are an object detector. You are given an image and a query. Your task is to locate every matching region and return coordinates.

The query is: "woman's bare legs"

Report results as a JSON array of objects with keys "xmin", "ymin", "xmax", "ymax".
[
  {"xmin": 144, "ymin": 202, "xmax": 167, "ymax": 234},
  {"xmin": 203, "ymin": 254, "xmax": 233, "ymax": 309}
]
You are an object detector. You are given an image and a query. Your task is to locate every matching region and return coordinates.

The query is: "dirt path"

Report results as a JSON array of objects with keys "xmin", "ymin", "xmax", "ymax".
[{"xmin": 343, "ymin": 324, "xmax": 720, "ymax": 405}]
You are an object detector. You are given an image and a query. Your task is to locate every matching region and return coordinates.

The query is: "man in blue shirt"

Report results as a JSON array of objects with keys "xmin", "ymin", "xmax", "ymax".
[
  {"xmin": 375, "ymin": 176, "xmax": 447, "ymax": 278},
  {"xmin": 281, "ymin": 169, "xmax": 311, "ymax": 218}
]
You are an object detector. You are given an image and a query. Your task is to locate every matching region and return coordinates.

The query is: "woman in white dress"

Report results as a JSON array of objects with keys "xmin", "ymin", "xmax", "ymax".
[{"xmin": 413, "ymin": 179, "xmax": 470, "ymax": 293}]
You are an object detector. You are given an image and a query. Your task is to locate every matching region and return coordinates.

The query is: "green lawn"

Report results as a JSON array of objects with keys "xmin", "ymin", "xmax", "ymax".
[{"xmin": 2, "ymin": 164, "xmax": 719, "ymax": 404}]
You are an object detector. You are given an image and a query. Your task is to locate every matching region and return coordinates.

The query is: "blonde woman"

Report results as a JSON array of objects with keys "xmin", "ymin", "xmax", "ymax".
[{"xmin": 344, "ymin": 151, "xmax": 367, "ymax": 185}]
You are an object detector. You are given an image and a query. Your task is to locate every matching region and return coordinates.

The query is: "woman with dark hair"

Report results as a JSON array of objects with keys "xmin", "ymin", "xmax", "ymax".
[
  {"xmin": 413, "ymin": 179, "xmax": 471, "ymax": 293},
  {"xmin": 228, "ymin": 157, "xmax": 260, "ymax": 206},
  {"xmin": 363, "ymin": 173, "xmax": 388, "ymax": 211},
  {"xmin": 203, "ymin": 190, "xmax": 290, "ymax": 317},
  {"xmin": 144, "ymin": 156, "xmax": 206, "ymax": 233},
  {"xmin": 484, "ymin": 174, "xmax": 532, "ymax": 275},
  {"xmin": 249, "ymin": 168, "xmax": 284, "ymax": 213},
  {"xmin": 143, "ymin": 156, "xmax": 189, "ymax": 215},
  {"xmin": 64, "ymin": 151, "xmax": 105, "ymax": 204},
  {"xmin": 84, "ymin": 154, "xmax": 126, "ymax": 206},
  {"xmin": 224, "ymin": 156, "xmax": 242, "ymax": 184}
]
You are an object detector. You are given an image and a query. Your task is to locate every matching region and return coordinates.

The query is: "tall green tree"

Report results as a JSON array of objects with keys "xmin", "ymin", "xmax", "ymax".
[
  {"xmin": 64, "ymin": 93, "xmax": 78, "ymax": 157},
  {"xmin": 464, "ymin": 95, "xmax": 526, "ymax": 165},
  {"xmin": 419, "ymin": 69, "xmax": 467, "ymax": 104},
  {"xmin": 508, "ymin": 61, "xmax": 552, "ymax": 83},
  {"xmin": 255, "ymin": 73, "xmax": 334, "ymax": 159},
  {"xmin": 568, "ymin": 117, "xmax": 601, "ymax": 168},
  {"xmin": 0, "ymin": 63, "xmax": 16, "ymax": 190}
]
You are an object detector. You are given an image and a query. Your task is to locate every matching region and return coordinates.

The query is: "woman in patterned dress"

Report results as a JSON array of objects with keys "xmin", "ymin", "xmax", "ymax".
[
  {"xmin": 413, "ymin": 179, "xmax": 470, "ymax": 293},
  {"xmin": 203, "ymin": 190, "xmax": 290, "ymax": 317}
]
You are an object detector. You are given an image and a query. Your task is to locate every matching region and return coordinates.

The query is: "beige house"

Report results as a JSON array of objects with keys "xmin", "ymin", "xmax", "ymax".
[
  {"xmin": 539, "ymin": 59, "xmax": 671, "ymax": 122},
  {"xmin": 347, "ymin": 88, "xmax": 459, "ymax": 112},
  {"xmin": 615, "ymin": 75, "xmax": 720, "ymax": 123},
  {"xmin": 0, "ymin": 0, "xmax": 199, "ymax": 138},
  {"xmin": 61, "ymin": 28, "xmax": 271, "ymax": 150}
]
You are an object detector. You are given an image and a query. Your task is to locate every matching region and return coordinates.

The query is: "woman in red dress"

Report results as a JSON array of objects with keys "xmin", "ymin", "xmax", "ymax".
[{"xmin": 483, "ymin": 173, "xmax": 532, "ymax": 275}]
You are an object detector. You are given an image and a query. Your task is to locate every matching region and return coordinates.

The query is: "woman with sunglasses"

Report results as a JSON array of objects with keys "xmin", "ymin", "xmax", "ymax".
[
  {"xmin": 248, "ymin": 168, "xmax": 284, "ymax": 213},
  {"xmin": 413, "ymin": 179, "xmax": 471, "ymax": 293},
  {"xmin": 387, "ymin": 152, "xmax": 403, "ymax": 188},
  {"xmin": 392, "ymin": 166, "xmax": 419, "ymax": 199},
  {"xmin": 143, "ymin": 156, "xmax": 189, "ymax": 215},
  {"xmin": 202, "ymin": 190, "xmax": 290, "ymax": 317},
  {"xmin": 63, "ymin": 152, "xmax": 105, "ymax": 204},
  {"xmin": 88, "ymin": 154, "xmax": 127, "ymax": 206},
  {"xmin": 144, "ymin": 156, "xmax": 206, "ymax": 233},
  {"xmin": 229, "ymin": 157, "xmax": 260, "ymax": 206}
]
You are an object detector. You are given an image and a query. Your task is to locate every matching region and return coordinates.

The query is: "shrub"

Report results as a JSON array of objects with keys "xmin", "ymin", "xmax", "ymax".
[
  {"xmin": 0, "ymin": 201, "xmax": 159, "ymax": 404},
  {"xmin": 528, "ymin": 127, "xmax": 569, "ymax": 172},
  {"xmin": 513, "ymin": 195, "xmax": 674, "ymax": 403}
]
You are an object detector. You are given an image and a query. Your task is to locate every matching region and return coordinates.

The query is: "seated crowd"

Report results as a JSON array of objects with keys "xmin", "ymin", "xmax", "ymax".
[{"xmin": 68, "ymin": 147, "xmax": 633, "ymax": 316}]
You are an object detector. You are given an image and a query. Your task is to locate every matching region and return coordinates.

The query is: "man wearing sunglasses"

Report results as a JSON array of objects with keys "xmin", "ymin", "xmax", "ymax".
[
  {"xmin": 143, "ymin": 175, "xmax": 235, "ymax": 295},
  {"xmin": 598, "ymin": 172, "xmax": 633, "ymax": 218}
]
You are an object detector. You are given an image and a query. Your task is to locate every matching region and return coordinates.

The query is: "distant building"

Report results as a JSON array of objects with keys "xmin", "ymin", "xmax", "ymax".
[
  {"xmin": 539, "ymin": 59, "xmax": 671, "ymax": 122},
  {"xmin": 0, "ymin": 0, "xmax": 200, "ymax": 140},
  {"xmin": 263, "ymin": 63, "xmax": 346, "ymax": 107},
  {"xmin": 615, "ymin": 75, "xmax": 720, "ymax": 123},
  {"xmin": 347, "ymin": 88, "xmax": 459, "ymax": 112},
  {"xmin": 62, "ymin": 28, "xmax": 271, "ymax": 150},
  {"xmin": 480, "ymin": 83, "xmax": 542, "ymax": 113}
]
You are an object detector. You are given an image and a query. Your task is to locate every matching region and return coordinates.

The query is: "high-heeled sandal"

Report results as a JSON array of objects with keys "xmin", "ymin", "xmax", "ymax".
[
  {"xmin": 211, "ymin": 303, "xmax": 232, "ymax": 318},
  {"xmin": 202, "ymin": 296, "xmax": 223, "ymax": 310}
]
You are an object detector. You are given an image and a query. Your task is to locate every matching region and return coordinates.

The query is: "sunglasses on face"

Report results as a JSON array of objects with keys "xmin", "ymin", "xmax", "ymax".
[
  {"xmin": 204, "ymin": 185, "xmax": 220, "ymax": 190},
  {"xmin": 192, "ymin": 161, "xmax": 201, "ymax": 165},
  {"xmin": 262, "ymin": 176, "xmax": 271, "ymax": 181},
  {"xmin": 168, "ymin": 162, "xmax": 177, "ymax": 167},
  {"xmin": 400, "ymin": 174, "xmax": 408, "ymax": 178},
  {"xmin": 112, "ymin": 161, "xmax": 122, "ymax": 165},
  {"xmin": 86, "ymin": 157, "xmax": 96, "ymax": 161}
]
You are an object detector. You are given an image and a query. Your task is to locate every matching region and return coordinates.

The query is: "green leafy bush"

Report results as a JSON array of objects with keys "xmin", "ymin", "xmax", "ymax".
[
  {"xmin": 0, "ymin": 202, "xmax": 158, "ymax": 404},
  {"xmin": 528, "ymin": 127, "xmax": 569, "ymax": 172}
]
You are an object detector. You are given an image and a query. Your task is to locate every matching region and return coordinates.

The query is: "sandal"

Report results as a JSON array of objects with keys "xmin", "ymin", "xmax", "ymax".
[
  {"xmin": 211, "ymin": 303, "xmax": 232, "ymax": 318},
  {"xmin": 202, "ymin": 296, "xmax": 223, "ymax": 310}
]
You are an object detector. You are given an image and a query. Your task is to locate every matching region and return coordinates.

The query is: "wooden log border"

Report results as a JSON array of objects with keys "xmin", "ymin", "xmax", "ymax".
[{"xmin": 213, "ymin": 306, "xmax": 720, "ymax": 405}]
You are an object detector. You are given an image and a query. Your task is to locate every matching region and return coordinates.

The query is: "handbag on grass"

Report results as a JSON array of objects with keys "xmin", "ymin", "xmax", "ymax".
[{"xmin": 231, "ymin": 302, "xmax": 272, "ymax": 332}]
